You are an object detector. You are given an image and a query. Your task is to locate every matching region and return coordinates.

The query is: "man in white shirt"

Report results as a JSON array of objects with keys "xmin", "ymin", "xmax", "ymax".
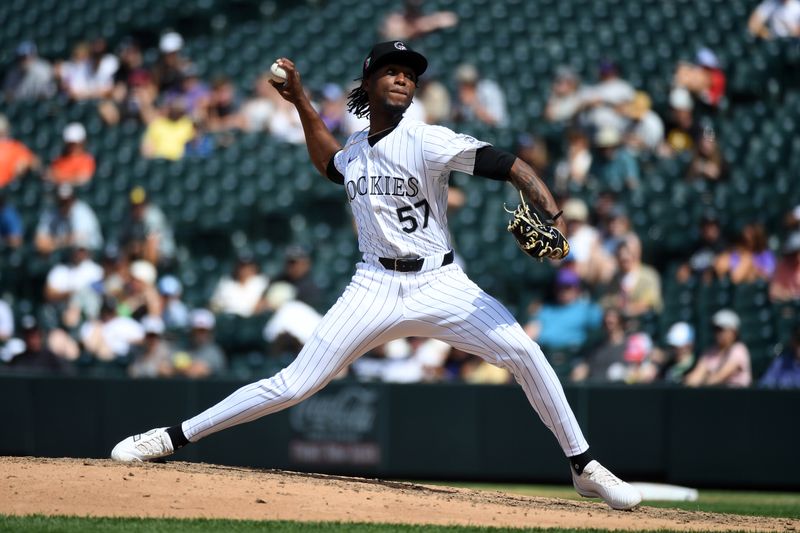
[{"xmin": 749, "ymin": 0, "xmax": 800, "ymax": 39}]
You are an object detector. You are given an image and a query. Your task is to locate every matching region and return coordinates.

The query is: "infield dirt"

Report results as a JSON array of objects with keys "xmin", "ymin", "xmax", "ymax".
[{"xmin": 1, "ymin": 457, "xmax": 796, "ymax": 531}]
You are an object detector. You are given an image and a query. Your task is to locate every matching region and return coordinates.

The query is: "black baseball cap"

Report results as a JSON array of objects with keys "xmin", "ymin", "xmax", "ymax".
[{"xmin": 362, "ymin": 41, "xmax": 428, "ymax": 80}]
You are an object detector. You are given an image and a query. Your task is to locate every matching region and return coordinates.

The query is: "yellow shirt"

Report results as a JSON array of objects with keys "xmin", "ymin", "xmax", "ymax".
[{"xmin": 143, "ymin": 117, "xmax": 195, "ymax": 160}]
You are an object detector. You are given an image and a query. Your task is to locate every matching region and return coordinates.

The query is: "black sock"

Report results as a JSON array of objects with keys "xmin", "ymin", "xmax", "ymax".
[
  {"xmin": 569, "ymin": 449, "xmax": 594, "ymax": 475},
  {"xmin": 166, "ymin": 425, "xmax": 189, "ymax": 450}
]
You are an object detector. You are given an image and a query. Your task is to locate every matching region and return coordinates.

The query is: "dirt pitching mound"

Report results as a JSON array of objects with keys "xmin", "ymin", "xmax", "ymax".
[{"xmin": 0, "ymin": 457, "xmax": 795, "ymax": 531}]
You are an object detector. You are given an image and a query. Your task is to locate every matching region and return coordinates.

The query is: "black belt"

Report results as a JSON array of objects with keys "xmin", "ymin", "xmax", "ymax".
[{"xmin": 379, "ymin": 250, "xmax": 454, "ymax": 272}]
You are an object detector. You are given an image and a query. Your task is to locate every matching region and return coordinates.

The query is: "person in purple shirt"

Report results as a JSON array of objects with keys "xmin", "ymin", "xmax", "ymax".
[{"xmin": 760, "ymin": 329, "xmax": 800, "ymax": 389}]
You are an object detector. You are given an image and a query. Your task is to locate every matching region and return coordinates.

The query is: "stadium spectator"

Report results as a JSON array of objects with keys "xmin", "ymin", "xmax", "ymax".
[
  {"xmin": 269, "ymin": 92, "xmax": 307, "ymax": 144},
  {"xmin": 648, "ymin": 322, "xmax": 697, "ymax": 384},
  {"xmin": 0, "ymin": 316, "xmax": 71, "ymax": 375},
  {"xmin": 589, "ymin": 127, "xmax": 640, "ymax": 192},
  {"xmin": 57, "ymin": 38, "xmax": 119, "ymax": 101},
  {"xmin": 714, "ymin": 222, "xmax": 776, "ymax": 284},
  {"xmin": 674, "ymin": 48, "xmax": 727, "ymax": 109},
  {"xmin": 600, "ymin": 205, "xmax": 635, "ymax": 256},
  {"xmin": 759, "ymin": 328, "xmax": 800, "ymax": 388},
  {"xmin": 561, "ymin": 198, "xmax": 615, "ymax": 285},
  {"xmin": 98, "ymin": 40, "xmax": 156, "ymax": 125},
  {"xmin": 43, "ymin": 244, "xmax": 103, "ymax": 305},
  {"xmin": 514, "ymin": 134, "xmax": 550, "ymax": 178},
  {"xmin": 183, "ymin": 120, "xmax": 215, "ymax": 159},
  {"xmin": 152, "ymin": 32, "xmax": 190, "ymax": 93},
  {"xmin": 0, "ymin": 114, "xmax": 39, "ymax": 189},
  {"xmin": 100, "ymin": 244, "xmax": 130, "ymax": 302},
  {"xmin": 620, "ymin": 91, "xmax": 664, "ymax": 154},
  {"xmin": 240, "ymin": 73, "xmax": 276, "ymax": 132},
  {"xmin": 544, "ymin": 66, "xmax": 583, "ymax": 123},
  {"xmin": 263, "ymin": 293, "xmax": 323, "ymax": 355},
  {"xmin": 769, "ymin": 231, "xmax": 800, "ymax": 301},
  {"xmin": 604, "ymin": 234, "xmax": 663, "ymax": 318},
  {"xmin": 415, "ymin": 77, "xmax": 451, "ymax": 125},
  {"xmin": 662, "ymin": 87, "xmax": 701, "ymax": 156},
  {"xmin": 748, "ymin": 0, "xmax": 800, "ymax": 39},
  {"xmin": 525, "ymin": 268, "xmax": 602, "ymax": 351},
  {"xmin": 35, "ymin": 185, "xmax": 103, "ymax": 255},
  {"xmin": 318, "ymin": 84, "xmax": 347, "ymax": 138},
  {"xmin": 174, "ymin": 309, "xmax": 226, "ymax": 378},
  {"xmin": 0, "ymin": 299, "xmax": 12, "ymax": 342},
  {"xmin": 272, "ymin": 245, "xmax": 322, "ymax": 310},
  {"xmin": 580, "ymin": 60, "xmax": 635, "ymax": 134},
  {"xmin": 80, "ymin": 298, "xmax": 145, "ymax": 361},
  {"xmin": 162, "ymin": 65, "xmax": 210, "ymax": 120},
  {"xmin": 685, "ymin": 309, "xmax": 752, "ymax": 387},
  {"xmin": 119, "ymin": 187, "xmax": 175, "ymax": 266},
  {"xmin": 45, "ymin": 123, "xmax": 96, "ymax": 185},
  {"xmin": 570, "ymin": 307, "xmax": 627, "ymax": 382},
  {"xmin": 158, "ymin": 275, "xmax": 189, "ymax": 329},
  {"xmin": 2, "ymin": 41, "xmax": 56, "ymax": 101},
  {"xmin": 609, "ymin": 332, "xmax": 655, "ymax": 383},
  {"xmin": 380, "ymin": 0, "xmax": 459, "ymax": 41},
  {"xmin": 685, "ymin": 126, "xmax": 727, "ymax": 183},
  {"xmin": 119, "ymin": 260, "xmax": 162, "ymax": 319},
  {"xmin": 0, "ymin": 193, "xmax": 23, "ymax": 249},
  {"xmin": 210, "ymin": 253, "xmax": 269, "ymax": 317},
  {"xmin": 141, "ymin": 99, "xmax": 195, "ymax": 160},
  {"xmin": 676, "ymin": 211, "xmax": 727, "ymax": 283},
  {"xmin": 127, "ymin": 315, "xmax": 174, "ymax": 378},
  {"xmin": 553, "ymin": 129, "xmax": 592, "ymax": 194},
  {"xmin": 205, "ymin": 76, "xmax": 243, "ymax": 131},
  {"xmin": 451, "ymin": 63, "xmax": 508, "ymax": 127}
]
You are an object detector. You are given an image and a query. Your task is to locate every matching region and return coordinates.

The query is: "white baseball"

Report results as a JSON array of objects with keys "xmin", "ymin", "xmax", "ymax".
[{"xmin": 270, "ymin": 61, "xmax": 287, "ymax": 84}]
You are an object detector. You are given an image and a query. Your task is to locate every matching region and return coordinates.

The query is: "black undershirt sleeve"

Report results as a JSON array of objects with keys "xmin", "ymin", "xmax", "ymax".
[
  {"xmin": 472, "ymin": 146, "xmax": 516, "ymax": 181},
  {"xmin": 325, "ymin": 156, "xmax": 345, "ymax": 185}
]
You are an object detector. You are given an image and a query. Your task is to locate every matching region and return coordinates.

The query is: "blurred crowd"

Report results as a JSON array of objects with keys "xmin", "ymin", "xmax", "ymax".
[{"xmin": 1, "ymin": 0, "xmax": 800, "ymax": 389}]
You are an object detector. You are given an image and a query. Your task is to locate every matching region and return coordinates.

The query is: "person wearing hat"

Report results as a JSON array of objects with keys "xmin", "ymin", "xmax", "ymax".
[
  {"xmin": 174, "ymin": 309, "xmax": 226, "ymax": 379},
  {"xmin": 34, "ymin": 184, "xmax": 103, "ymax": 255},
  {"xmin": 119, "ymin": 259, "xmax": 162, "ymax": 319},
  {"xmin": 619, "ymin": 91, "xmax": 664, "ymax": 154},
  {"xmin": 0, "ymin": 114, "xmax": 39, "ymax": 189},
  {"xmin": 45, "ymin": 122, "xmax": 96, "ymax": 185},
  {"xmin": 451, "ymin": 63, "xmax": 507, "ymax": 127},
  {"xmin": 158, "ymin": 275, "xmax": 189, "ymax": 329},
  {"xmin": 603, "ymin": 233, "xmax": 663, "ymax": 318},
  {"xmin": 112, "ymin": 40, "xmax": 642, "ymax": 512},
  {"xmin": 673, "ymin": 47, "xmax": 726, "ymax": 109},
  {"xmin": 128, "ymin": 315, "xmax": 175, "ymax": 379},
  {"xmin": 152, "ymin": 32, "xmax": 189, "ymax": 93},
  {"xmin": 545, "ymin": 66, "xmax": 583, "ymax": 123},
  {"xmin": 119, "ymin": 186, "xmax": 175, "ymax": 266},
  {"xmin": 651, "ymin": 322, "xmax": 696, "ymax": 384},
  {"xmin": 769, "ymin": 231, "xmax": 800, "ymax": 301},
  {"xmin": 759, "ymin": 327, "xmax": 800, "ymax": 389},
  {"xmin": 589, "ymin": 126, "xmax": 640, "ymax": 192},
  {"xmin": 0, "ymin": 316, "xmax": 71, "ymax": 375},
  {"xmin": 2, "ymin": 41, "xmax": 55, "ymax": 101},
  {"xmin": 685, "ymin": 309, "xmax": 752, "ymax": 387},
  {"xmin": 141, "ymin": 98, "xmax": 195, "ymax": 160},
  {"xmin": 662, "ymin": 87, "xmax": 701, "ymax": 156},
  {"xmin": 561, "ymin": 198, "xmax": 615, "ymax": 286},
  {"xmin": 272, "ymin": 245, "xmax": 322, "ymax": 310},
  {"xmin": 209, "ymin": 253, "xmax": 270, "ymax": 317},
  {"xmin": 524, "ymin": 268, "xmax": 602, "ymax": 351}
]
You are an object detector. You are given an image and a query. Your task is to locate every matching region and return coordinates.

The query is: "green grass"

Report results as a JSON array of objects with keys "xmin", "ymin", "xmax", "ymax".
[
  {"xmin": 427, "ymin": 482, "xmax": 800, "ymax": 519},
  {"xmin": 0, "ymin": 515, "xmax": 678, "ymax": 533}
]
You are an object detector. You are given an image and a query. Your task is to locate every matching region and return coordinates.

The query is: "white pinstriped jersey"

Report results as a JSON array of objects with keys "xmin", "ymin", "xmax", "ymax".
[{"xmin": 333, "ymin": 117, "xmax": 489, "ymax": 260}]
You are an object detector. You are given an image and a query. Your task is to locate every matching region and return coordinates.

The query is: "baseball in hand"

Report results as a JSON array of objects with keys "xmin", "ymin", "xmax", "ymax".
[{"xmin": 270, "ymin": 61, "xmax": 287, "ymax": 84}]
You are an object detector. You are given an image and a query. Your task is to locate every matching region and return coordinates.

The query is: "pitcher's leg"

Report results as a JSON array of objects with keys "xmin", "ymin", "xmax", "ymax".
[
  {"xmin": 406, "ymin": 266, "xmax": 588, "ymax": 456},
  {"xmin": 182, "ymin": 267, "xmax": 405, "ymax": 441}
]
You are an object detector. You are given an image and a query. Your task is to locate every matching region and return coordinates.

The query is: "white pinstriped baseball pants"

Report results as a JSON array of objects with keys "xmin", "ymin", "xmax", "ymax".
[{"xmin": 182, "ymin": 261, "xmax": 589, "ymax": 457}]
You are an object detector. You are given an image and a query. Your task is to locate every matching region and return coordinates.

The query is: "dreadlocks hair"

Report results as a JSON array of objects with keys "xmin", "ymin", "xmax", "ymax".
[{"xmin": 347, "ymin": 82, "xmax": 370, "ymax": 119}]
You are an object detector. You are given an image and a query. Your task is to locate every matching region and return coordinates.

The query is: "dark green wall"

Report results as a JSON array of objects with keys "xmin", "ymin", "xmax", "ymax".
[{"xmin": 0, "ymin": 375, "xmax": 796, "ymax": 489}]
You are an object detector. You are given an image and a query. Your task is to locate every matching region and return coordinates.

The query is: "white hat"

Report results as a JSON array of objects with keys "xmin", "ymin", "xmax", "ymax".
[
  {"xmin": 562, "ymin": 198, "xmax": 589, "ymax": 222},
  {"xmin": 696, "ymin": 47, "xmax": 719, "ymax": 69},
  {"xmin": 595, "ymin": 127, "xmax": 621, "ymax": 148},
  {"xmin": 130, "ymin": 260, "xmax": 157, "ymax": 285},
  {"xmin": 63, "ymin": 122, "xmax": 86, "ymax": 143},
  {"xmin": 190, "ymin": 308, "xmax": 216, "ymax": 330},
  {"xmin": 712, "ymin": 309, "xmax": 740, "ymax": 331},
  {"xmin": 141, "ymin": 315, "xmax": 165, "ymax": 335},
  {"xmin": 666, "ymin": 322, "xmax": 694, "ymax": 347},
  {"xmin": 669, "ymin": 87, "xmax": 694, "ymax": 111},
  {"xmin": 159, "ymin": 32, "xmax": 184, "ymax": 54}
]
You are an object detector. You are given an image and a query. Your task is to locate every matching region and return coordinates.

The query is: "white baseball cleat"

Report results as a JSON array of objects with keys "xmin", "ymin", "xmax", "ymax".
[
  {"xmin": 572, "ymin": 460, "xmax": 642, "ymax": 510},
  {"xmin": 110, "ymin": 427, "xmax": 174, "ymax": 462}
]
